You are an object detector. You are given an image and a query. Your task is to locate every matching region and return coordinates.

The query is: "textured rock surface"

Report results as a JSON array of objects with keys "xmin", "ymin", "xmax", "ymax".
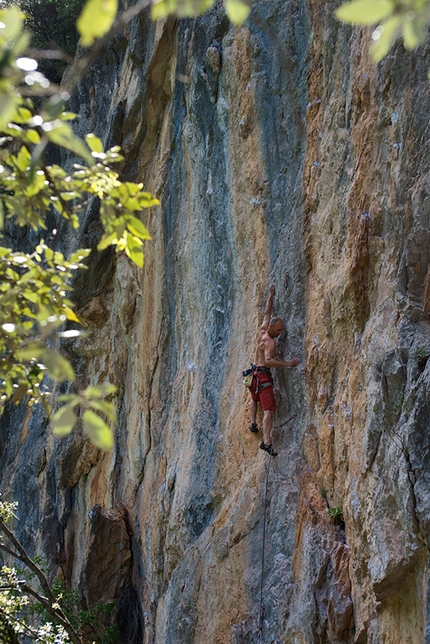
[{"xmin": 1, "ymin": 0, "xmax": 430, "ymax": 642}]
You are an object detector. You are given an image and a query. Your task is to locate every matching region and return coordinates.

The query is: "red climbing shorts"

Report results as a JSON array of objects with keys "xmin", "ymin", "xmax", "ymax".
[{"xmin": 248, "ymin": 373, "xmax": 276, "ymax": 412}]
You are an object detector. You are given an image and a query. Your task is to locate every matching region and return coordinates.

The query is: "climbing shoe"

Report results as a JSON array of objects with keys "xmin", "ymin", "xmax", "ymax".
[
  {"xmin": 259, "ymin": 442, "xmax": 278, "ymax": 457},
  {"xmin": 249, "ymin": 423, "xmax": 259, "ymax": 433}
]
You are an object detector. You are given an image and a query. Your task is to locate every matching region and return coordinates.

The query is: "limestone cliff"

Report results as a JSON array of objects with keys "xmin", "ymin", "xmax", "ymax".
[{"xmin": 1, "ymin": 0, "xmax": 430, "ymax": 642}]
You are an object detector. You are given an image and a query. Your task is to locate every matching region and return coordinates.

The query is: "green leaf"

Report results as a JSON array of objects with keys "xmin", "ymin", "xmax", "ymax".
[
  {"xmin": 16, "ymin": 345, "xmax": 44, "ymax": 361},
  {"xmin": 88, "ymin": 399, "xmax": 117, "ymax": 421},
  {"xmin": 13, "ymin": 146, "xmax": 31, "ymax": 172},
  {"xmin": 125, "ymin": 234, "xmax": 144, "ymax": 268},
  {"xmin": 402, "ymin": 16, "xmax": 426, "ymax": 50},
  {"xmin": 42, "ymin": 349, "xmax": 75, "ymax": 382},
  {"xmin": 97, "ymin": 231, "xmax": 118, "ymax": 251},
  {"xmin": 12, "ymin": 31, "xmax": 30, "ymax": 57},
  {"xmin": 151, "ymin": 0, "xmax": 215, "ymax": 19},
  {"xmin": 22, "ymin": 291, "xmax": 39, "ymax": 304},
  {"xmin": 151, "ymin": 0, "xmax": 179, "ymax": 19},
  {"xmin": 225, "ymin": 0, "xmax": 250, "ymax": 24},
  {"xmin": 85, "ymin": 133, "xmax": 104, "ymax": 153},
  {"xmin": 52, "ymin": 403, "xmax": 78, "ymax": 437},
  {"xmin": 69, "ymin": 248, "xmax": 91, "ymax": 264},
  {"xmin": 14, "ymin": 107, "xmax": 33, "ymax": 123},
  {"xmin": 336, "ymin": 0, "xmax": 393, "ymax": 24},
  {"xmin": 0, "ymin": 92, "xmax": 19, "ymax": 129},
  {"xmin": 0, "ymin": 6, "xmax": 24, "ymax": 40},
  {"xmin": 77, "ymin": 0, "xmax": 118, "ymax": 47},
  {"xmin": 115, "ymin": 221, "xmax": 126, "ymax": 238},
  {"xmin": 57, "ymin": 394, "xmax": 81, "ymax": 403},
  {"xmin": 63, "ymin": 306, "xmax": 81, "ymax": 323},
  {"xmin": 84, "ymin": 383, "xmax": 117, "ymax": 398},
  {"xmin": 370, "ymin": 15, "xmax": 402, "ymax": 61},
  {"xmin": 25, "ymin": 129, "xmax": 41, "ymax": 144},
  {"xmin": 127, "ymin": 216, "xmax": 151, "ymax": 240},
  {"xmin": 59, "ymin": 112, "xmax": 78, "ymax": 121},
  {"xmin": 138, "ymin": 192, "xmax": 160, "ymax": 208},
  {"xmin": 82, "ymin": 410, "xmax": 113, "ymax": 450},
  {"xmin": 42, "ymin": 121, "xmax": 94, "ymax": 166}
]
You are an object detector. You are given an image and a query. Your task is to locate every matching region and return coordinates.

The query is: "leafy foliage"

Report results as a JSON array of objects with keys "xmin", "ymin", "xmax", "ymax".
[
  {"xmin": 0, "ymin": 0, "xmax": 85, "ymax": 82},
  {"xmin": 3, "ymin": 0, "xmax": 85, "ymax": 54},
  {"xmin": 77, "ymin": 0, "xmax": 118, "ymax": 46},
  {"xmin": 0, "ymin": 6, "xmax": 158, "ymax": 446},
  {"xmin": 336, "ymin": 0, "xmax": 430, "ymax": 62},
  {"xmin": 0, "ymin": 500, "xmax": 74, "ymax": 643},
  {"xmin": 325, "ymin": 506, "xmax": 344, "ymax": 523},
  {"xmin": 53, "ymin": 384, "xmax": 117, "ymax": 450},
  {"xmin": 36, "ymin": 579, "xmax": 118, "ymax": 644},
  {"xmin": 151, "ymin": 0, "xmax": 250, "ymax": 25},
  {"xmin": 0, "ymin": 245, "xmax": 86, "ymax": 401},
  {"xmin": 0, "ymin": 500, "xmax": 117, "ymax": 643}
]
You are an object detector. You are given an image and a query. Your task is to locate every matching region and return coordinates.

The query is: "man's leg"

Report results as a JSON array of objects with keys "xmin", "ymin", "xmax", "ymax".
[
  {"xmin": 249, "ymin": 398, "xmax": 259, "ymax": 432},
  {"xmin": 250, "ymin": 399, "xmax": 257, "ymax": 425},
  {"xmin": 262, "ymin": 409, "xmax": 274, "ymax": 445}
]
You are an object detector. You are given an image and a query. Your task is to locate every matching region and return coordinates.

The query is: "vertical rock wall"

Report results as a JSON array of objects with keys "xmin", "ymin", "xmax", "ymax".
[{"xmin": 1, "ymin": 0, "xmax": 430, "ymax": 642}]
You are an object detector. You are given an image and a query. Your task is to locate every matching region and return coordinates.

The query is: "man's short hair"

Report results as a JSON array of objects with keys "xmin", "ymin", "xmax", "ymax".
[{"xmin": 270, "ymin": 316, "xmax": 284, "ymax": 327}]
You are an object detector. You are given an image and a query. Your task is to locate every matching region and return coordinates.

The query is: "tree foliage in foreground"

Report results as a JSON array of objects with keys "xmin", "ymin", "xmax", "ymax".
[
  {"xmin": 0, "ymin": 5, "xmax": 157, "ymax": 449},
  {"xmin": 1, "ymin": 0, "xmax": 86, "ymax": 82},
  {"xmin": 0, "ymin": 500, "xmax": 117, "ymax": 644},
  {"xmin": 336, "ymin": 0, "xmax": 430, "ymax": 63}
]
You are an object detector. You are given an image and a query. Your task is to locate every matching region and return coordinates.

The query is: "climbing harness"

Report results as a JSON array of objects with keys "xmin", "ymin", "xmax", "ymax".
[
  {"xmin": 257, "ymin": 412, "xmax": 297, "ymax": 643},
  {"xmin": 243, "ymin": 365, "xmax": 279, "ymax": 395},
  {"xmin": 253, "ymin": 366, "xmax": 274, "ymax": 395}
]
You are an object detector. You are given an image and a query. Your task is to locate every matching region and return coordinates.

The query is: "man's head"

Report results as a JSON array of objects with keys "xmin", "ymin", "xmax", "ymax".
[{"xmin": 268, "ymin": 316, "xmax": 284, "ymax": 338}]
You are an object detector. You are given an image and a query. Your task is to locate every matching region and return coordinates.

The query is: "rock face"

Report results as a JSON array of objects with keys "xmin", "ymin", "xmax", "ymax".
[{"xmin": 1, "ymin": 0, "xmax": 430, "ymax": 642}]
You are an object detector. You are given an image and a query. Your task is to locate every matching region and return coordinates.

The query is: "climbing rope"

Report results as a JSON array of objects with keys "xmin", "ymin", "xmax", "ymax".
[
  {"xmin": 257, "ymin": 442, "xmax": 272, "ymax": 643},
  {"xmin": 257, "ymin": 412, "xmax": 297, "ymax": 643},
  {"xmin": 274, "ymin": 411, "xmax": 297, "ymax": 431}
]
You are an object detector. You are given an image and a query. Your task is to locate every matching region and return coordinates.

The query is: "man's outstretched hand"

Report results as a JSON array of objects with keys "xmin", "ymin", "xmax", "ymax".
[
  {"xmin": 269, "ymin": 284, "xmax": 275, "ymax": 296},
  {"xmin": 287, "ymin": 357, "xmax": 300, "ymax": 367}
]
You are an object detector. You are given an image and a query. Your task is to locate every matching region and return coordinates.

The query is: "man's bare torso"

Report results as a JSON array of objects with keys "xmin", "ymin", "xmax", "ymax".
[{"xmin": 254, "ymin": 329, "xmax": 276, "ymax": 367}]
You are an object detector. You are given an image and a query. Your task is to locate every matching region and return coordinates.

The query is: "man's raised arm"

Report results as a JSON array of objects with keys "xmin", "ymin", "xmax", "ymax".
[{"xmin": 261, "ymin": 285, "xmax": 275, "ymax": 331}]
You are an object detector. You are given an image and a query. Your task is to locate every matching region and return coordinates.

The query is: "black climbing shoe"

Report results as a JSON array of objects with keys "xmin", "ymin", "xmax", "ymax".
[
  {"xmin": 249, "ymin": 423, "xmax": 259, "ymax": 433},
  {"xmin": 259, "ymin": 441, "xmax": 278, "ymax": 457}
]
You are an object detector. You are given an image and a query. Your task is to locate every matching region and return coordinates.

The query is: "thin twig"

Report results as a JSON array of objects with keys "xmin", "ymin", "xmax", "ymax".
[{"xmin": 26, "ymin": 48, "xmax": 74, "ymax": 64}]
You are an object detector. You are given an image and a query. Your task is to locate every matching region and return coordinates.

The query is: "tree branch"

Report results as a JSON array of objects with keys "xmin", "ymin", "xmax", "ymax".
[{"xmin": 0, "ymin": 520, "xmax": 82, "ymax": 644}]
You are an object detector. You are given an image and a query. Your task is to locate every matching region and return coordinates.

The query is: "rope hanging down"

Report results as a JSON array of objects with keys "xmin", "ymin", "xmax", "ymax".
[
  {"xmin": 257, "ymin": 412, "xmax": 297, "ymax": 643},
  {"xmin": 257, "ymin": 440, "xmax": 272, "ymax": 643}
]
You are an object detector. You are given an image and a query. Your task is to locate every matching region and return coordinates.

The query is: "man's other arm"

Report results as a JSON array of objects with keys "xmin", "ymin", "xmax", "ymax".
[
  {"xmin": 264, "ymin": 358, "xmax": 300, "ymax": 369},
  {"xmin": 264, "ymin": 351, "xmax": 300, "ymax": 369}
]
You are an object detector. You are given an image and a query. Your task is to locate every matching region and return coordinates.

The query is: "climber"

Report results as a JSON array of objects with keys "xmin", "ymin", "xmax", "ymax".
[{"xmin": 248, "ymin": 284, "xmax": 299, "ymax": 456}]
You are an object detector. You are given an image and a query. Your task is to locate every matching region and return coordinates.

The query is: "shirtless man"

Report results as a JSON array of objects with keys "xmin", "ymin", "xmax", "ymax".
[{"xmin": 248, "ymin": 285, "xmax": 299, "ymax": 456}]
